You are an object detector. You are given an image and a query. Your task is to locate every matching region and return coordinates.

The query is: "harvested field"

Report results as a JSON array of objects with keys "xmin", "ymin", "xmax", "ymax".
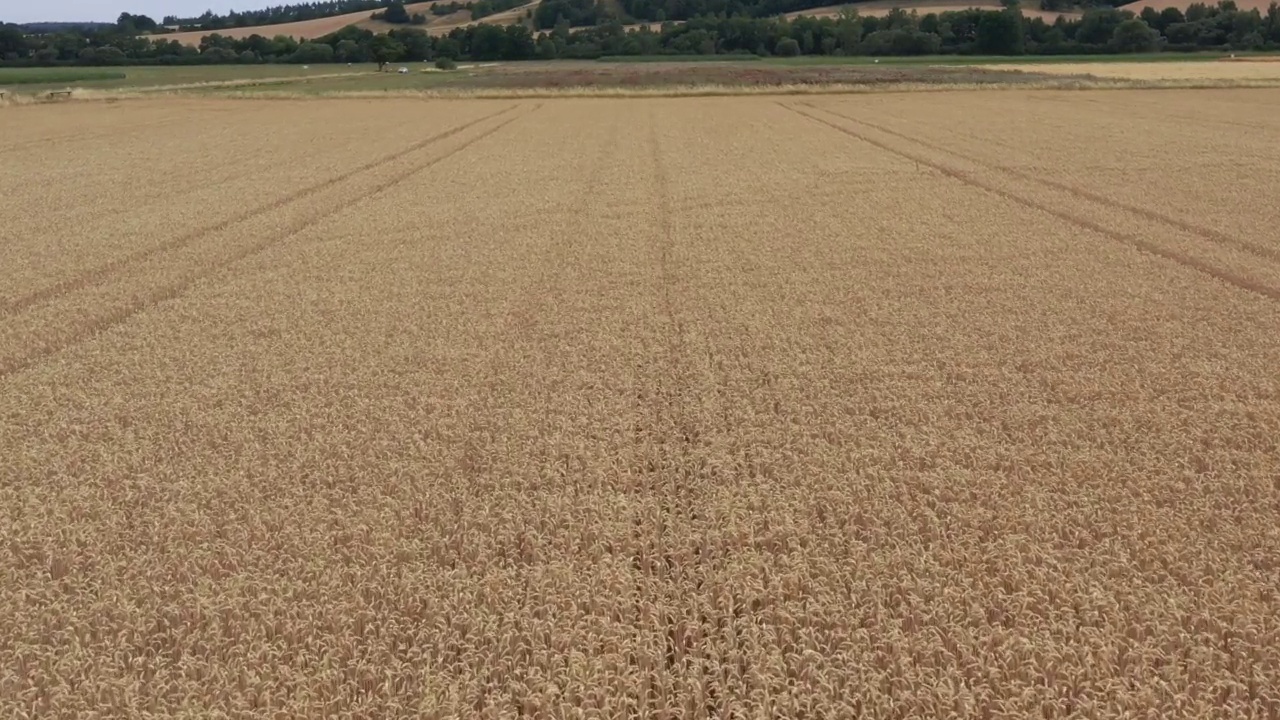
[
  {"xmin": 2, "ymin": 90, "xmax": 1280, "ymax": 718},
  {"xmin": 153, "ymin": 1, "xmax": 499, "ymax": 45}
]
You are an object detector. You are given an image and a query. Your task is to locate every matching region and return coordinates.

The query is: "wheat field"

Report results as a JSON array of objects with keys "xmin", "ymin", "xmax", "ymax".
[
  {"xmin": 995, "ymin": 60, "xmax": 1280, "ymax": 83},
  {"xmin": 2, "ymin": 91, "xmax": 1279, "ymax": 718}
]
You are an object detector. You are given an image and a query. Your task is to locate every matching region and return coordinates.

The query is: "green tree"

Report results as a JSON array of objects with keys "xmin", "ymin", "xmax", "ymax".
[
  {"xmin": 1111, "ymin": 17, "xmax": 1160, "ymax": 51},
  {"xmin": 1160, "ymin": 6, "xmax": 1186, "ymax": 27},
  {"xmin": 1076, "ymin": 8, "xmax": 1128, "ymax": 46},
  {"xmin": 269, "ymin": 34, "xmax": 300, "ymax": 57},
  {"xmin": 0, "ymin": 23, "xmax": 27, "ymax": 58},
  {"xmin": 392, "ymin": 28, "xmax": 434, "ymax": 60},
  {"xmin": 384, "ymin": 1, "xmax": 412, "ymax": 23},
  {"xmin": 774, "ymin": 37, "xmax": 801, "ymax": 55},
  {"xmin": 435, "ymin": 36, "xmax": 462, "ymax": 59},
  {"xmin": 835, "ymin": 17, "xmax": 864, "ymax": 53},
  {"xmin": 862, "ymin": 28, "xmax": 943, "ymax": 55},
  {"xmin": 292, "ymin": 41, "xmax": 335, "ymax": 63},
  {"xmin": 503, "ymin": 25, "xmax": 537, "ymax": 59},
  {"xmin": 536, "ymin": 34, "xmax": 559, "ymax": 58},
  {"xmin": 976, "ymin": 9, "xmax": 1025, "ymax": 54},
  {"xmin": 1229, "ymin": 9, "xmax": 1263, "ymax": 44},
  {"xmin": 371, "ymin": 34, "xmax": 406, "ymax": 69},
  {"xmin": 200, "ymin": 46, "xmax": 239, "ymax": 63},
  {"xmin": 1185, "ymin": 2, "xmax": 1212, "ymax": 22},
  {"xmin": 334, "ymin": 38, "xmax": 363, "ymax": 62}
]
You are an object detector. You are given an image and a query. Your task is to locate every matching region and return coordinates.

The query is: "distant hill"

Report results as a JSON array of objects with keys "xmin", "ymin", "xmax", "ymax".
[
  {"xmin": 152, "ymin": 0, "xmax": 1087, "ymax": 47},
  {"xmin": 155, "ymin": 0, "xmax": 535, "ymax": 45},
  {"xmin": 17, "ymin": 22, "xmax": 115, "ymax": 33}
]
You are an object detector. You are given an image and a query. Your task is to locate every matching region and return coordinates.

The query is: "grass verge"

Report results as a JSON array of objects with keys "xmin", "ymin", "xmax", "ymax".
[{"xmin": 0, "ymin": 68, "xmax": 128, "ymax": 84}]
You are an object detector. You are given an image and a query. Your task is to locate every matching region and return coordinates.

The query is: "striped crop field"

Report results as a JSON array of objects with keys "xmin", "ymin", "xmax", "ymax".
[{"xmin": 2, "ymin": 90, "xmax": 1279, "ymax": 718}]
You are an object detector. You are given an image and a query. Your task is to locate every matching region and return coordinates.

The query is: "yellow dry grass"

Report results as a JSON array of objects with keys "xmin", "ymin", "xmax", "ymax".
[{"xmin": 2, "ymin": 90, "xmax": 1280, "ymax": 718}]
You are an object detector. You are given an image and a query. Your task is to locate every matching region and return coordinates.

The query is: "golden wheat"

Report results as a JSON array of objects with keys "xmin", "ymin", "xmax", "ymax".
[
  {"xmin": 1, "ymin": 91, "xmax": 1279, "ymax": 719},
  {"xmin": 993, "ymin": 60, "xmax": 1280, "ymax": 82}
]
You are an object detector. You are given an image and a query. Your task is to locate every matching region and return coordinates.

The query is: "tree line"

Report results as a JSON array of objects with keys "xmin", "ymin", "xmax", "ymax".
[{"xmin": 2, "ymin": 1, "xmax": 1279, "ymax": 67}]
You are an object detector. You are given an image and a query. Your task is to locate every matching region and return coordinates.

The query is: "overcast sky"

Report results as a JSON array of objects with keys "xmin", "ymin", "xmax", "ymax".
[{"xmin": 4, "ymin": 1, "xmax": 250, "ymax": 23}]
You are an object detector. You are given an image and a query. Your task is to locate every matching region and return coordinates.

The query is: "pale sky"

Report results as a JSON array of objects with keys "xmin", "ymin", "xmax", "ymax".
[{"xmin": 2, "ymin": 1, "xmax": 252, "ymax": 24}]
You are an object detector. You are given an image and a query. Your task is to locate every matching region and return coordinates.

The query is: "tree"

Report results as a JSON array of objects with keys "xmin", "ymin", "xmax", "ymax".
[
  {"xmin": 334, "ymin": 38, "xmax": 364, "ymax": 62},
  {"xmin": 1076, "ymin": 8, "xmax": 1129, "ymax": 46},
  {"xmin": 292, "ymin": 41, "xmax": 335, "ymax": 63},
  {"xmin": 0, "ymin": 23, "xmax": 27, "ymax": 58},
  {"xmin": 774, "ymin": 37, "xmax": 801, "ymax": 55},
  {"xmin": 118, "ymin": 12, "xmax": 159, "ymax": 31},
  {"xmin": 383, "ymin": 1, "xmax": 412, "ymax": 23},
  {"xmin": 862, "ymin": 28, "xmax": 943, "ymax": 55},
  {"xmin": 435, "ymin": 36, "xmax": 462, "ymax": 59},
  {"xmin": 392, "ymin": 28, "xmax": 433, "ymax": 60},
  {"xmin": 1111, "ymin": 17, "xmax": 1160, "ymax": 51},
  {"xmin": 1228, "ymin": 9, "xmax": 1263, "ymax": 44},
  {"xmin": 371, "ymin": 34, "xmax": 406, "ymax": 69},
  {"xmin": 201, "ymin": 46, "xmax": 239, "ymax": 63},
  {"xmin": 1160, "ymin": 6, "xmax": 1186, "ymax": 27},
  {"xmin": 835, "ymin": 17, "xmax": 864, "ymax": 53},
  {"xmin": 536, "ymin": 34, "xmax": 559, "ymax": 58},
  {"xmin": 503, "ymin": 25, "xmax": 536, "ymax": 59},
  {"xmin": 1185, "ymin": 2, "xmax": 1212, "ymax": 22},
  {"xmin": 269, "ymin": 34, "xmax": 300, "ymax": 57},
  {"xmin": 976, "ymin": 9, "xmax": 1025, "ymax": 53}
]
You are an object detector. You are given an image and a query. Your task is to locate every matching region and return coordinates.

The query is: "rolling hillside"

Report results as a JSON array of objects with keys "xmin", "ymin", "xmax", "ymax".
[
  {"xmin": 154, "ymin": 1, "xmax": 531, "ymax": 44},
  {"xmin": 153, "ymin": 0, "xmax": 1087, "ymax": 46}
]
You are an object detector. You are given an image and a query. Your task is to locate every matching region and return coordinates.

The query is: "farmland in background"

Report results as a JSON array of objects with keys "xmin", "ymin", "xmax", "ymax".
[
  {"xmin": 2, "ymin": 90, "xmax": 1279, "ymax": 717},
  {"xmin": 6, "ymin": 56, "xmax": 1280, "ymax": 100}
]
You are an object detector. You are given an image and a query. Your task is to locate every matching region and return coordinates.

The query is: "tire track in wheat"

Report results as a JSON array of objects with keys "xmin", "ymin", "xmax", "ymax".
[
  {"xmin": 0, "ymin": 105, "xmax": 519, "ymax": 318},
  {"xmin": 778, "ymin": 102, "xmax": 1280, "ymax": 304},
  {"xmin": 643, "ymin": 106, "xmax": 712, "ymax": 678},
  {"xmin": 815, "ymin": 103, "xmax": 1280, "ymax": 266},
  {"xmin": 0, "ymin": 107, "xmax": 530, "ymax": 381}
]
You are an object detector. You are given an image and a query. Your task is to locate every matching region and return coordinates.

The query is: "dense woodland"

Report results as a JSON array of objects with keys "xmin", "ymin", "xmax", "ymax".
[{"xmin": 2, "ymin": 1, "xmax": 1279, "ymax": 66}]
